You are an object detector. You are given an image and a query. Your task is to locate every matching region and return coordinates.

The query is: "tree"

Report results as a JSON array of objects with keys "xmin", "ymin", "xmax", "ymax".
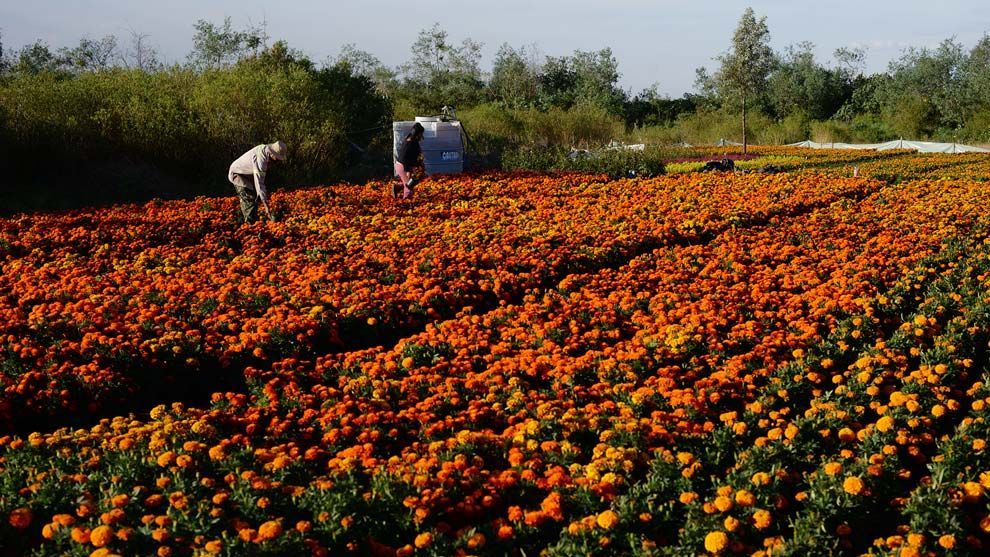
[
  {"xmin": 625, "ymin": 84, "xmax": 697, "ymax": 128},
  {"xmin": 401, "ymin": 23, "xmax": 484, "ymax": 108},
  {"xmin": 0, "ymin": 30, "xmax": 7, "ymax": 74},
  {"xmin": 713, "ymin": 7, "xmax": 774, "ymax": 153},
  {"xmin": 332, "ymin": 43, "xmax": 396, "ymax": 96},
  {"xmin": 536, "ymin": 48, "xmax": 625, "ymax": 114},
  {"xmin": 123, "ymin": 30, "xmax": 161, "ymax": 71},
  {"xmin": 13, "ymin": 40, "xmax": 67, "ymax": 75},
  {"xmin": 489, "ymin": 43, "xmax": 541, "ymax": 108},
  {"xmin": 571, "ymin": 48, "xmax": 626, "ymax": 113},
  {"xmin": 878, "ymin": 38, "xmax": 968, "ymax": 135},
  {"xmin": 188, "ymin": 17, "xmax": 267, "ymax": 70},
  {"xmin": 961, "ymin": 35, "xmax": 990, "ymax": 120},
  {"xmin": 254, "ymin": 40, "xmax": 313, "ymax": 72},
  {"xmin": 767, "ymin": 42, "xmax": 847, "ymax": 120},
  {"xmin": 59, "ymin": 35, "xmax": 118, "ymax": 72},
  {"xmin": 833, "ymin": 46, "xmax": 867, "ymax": 82},
  {"xmin": 537, "ymin": 55, "xmax": 577, "ymax": 109}
]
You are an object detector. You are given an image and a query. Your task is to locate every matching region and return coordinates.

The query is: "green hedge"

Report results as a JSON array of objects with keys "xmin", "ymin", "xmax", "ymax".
[{"xmin": 0, "ymin": 60, "xmax": 391, "ymax": 213}]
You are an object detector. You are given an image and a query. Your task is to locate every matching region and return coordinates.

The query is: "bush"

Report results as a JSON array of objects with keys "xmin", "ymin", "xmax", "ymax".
[{"xmin": 0, "ymin": 60, "xmax": 390, "ymax": 212}]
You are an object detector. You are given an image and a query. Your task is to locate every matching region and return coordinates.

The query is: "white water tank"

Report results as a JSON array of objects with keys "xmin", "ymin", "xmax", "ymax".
[{"xmin": 393, "ymin": 116, "xmax": 464, "ymax": 175}]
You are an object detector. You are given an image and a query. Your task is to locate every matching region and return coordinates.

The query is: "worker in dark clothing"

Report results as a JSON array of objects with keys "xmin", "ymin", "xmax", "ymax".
[{"xmin": 393, "ymin": 122, "xmax": 425, "ymax": 199}]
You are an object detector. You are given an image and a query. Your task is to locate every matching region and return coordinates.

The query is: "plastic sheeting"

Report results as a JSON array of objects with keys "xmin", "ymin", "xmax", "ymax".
[{"xmin": 788, "ymin": 139, "xmax": 990, "ymax": 154}]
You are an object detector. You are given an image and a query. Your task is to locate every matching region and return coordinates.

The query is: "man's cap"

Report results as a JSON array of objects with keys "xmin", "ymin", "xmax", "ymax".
[{"xmin": 268, "ymin": 140, "xmax": 287, "ymax": 161}]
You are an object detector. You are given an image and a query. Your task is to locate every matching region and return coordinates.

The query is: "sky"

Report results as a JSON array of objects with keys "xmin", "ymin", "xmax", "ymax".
[{"xmin": 2, "ymin": 0, "xmax": 989, "ymax": 97}]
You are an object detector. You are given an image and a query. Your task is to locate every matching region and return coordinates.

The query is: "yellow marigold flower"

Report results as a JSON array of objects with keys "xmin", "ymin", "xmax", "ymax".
[
  {"xmin": 714, "ymin": 496, "xmax": 734, "ymax": 513},
  {"xmin": 843, "ymin": 476, "xmax": 865, "ymax": 496},
  {"xmin": 596, "ymin": 510, "xmax": 619, "ymax": 529},
  {"xmin": 838, "ymin": 427, "xmax": 856, "ymax": 442},
  {"xmin": 876, "ymin": 415, "xmax": 895, "ymax": 433},
  {"xmin": 734, "ymin": 490, "xmax": 755, "ymax": 507},
  {"xmin": 753, "ymin": 509, "xmax": 772, "ymax": 529},
  {"xmin": 149, "ymin": 405, "xmax": 167, "ymax": 421},
  {"xmin": 963, "ymin": 481, "xmax": 984, "ymax": 501},
  {"xmin": 723, "ymin": 516, "xmax": 739, "ymax": 532},
  {"xmin": 938, "ymin": 534, "xmax": 955, "ymax": 549},
  {"xmin": 704, "ymin": 531, "xmax": 729, "ymax": 554},
  {"xmin": 751, "ymin": 472, "xmax": 771, "ymax": 487}
]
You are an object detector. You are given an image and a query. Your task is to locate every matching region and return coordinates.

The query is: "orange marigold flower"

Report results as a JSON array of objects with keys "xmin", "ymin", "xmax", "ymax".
[
  {"xmin": 714, "ymin": 496, "xmax": 734, "ymax": 512},
  {"xmin": 156, "ymin": 451, "xmax": 175, "ymax": 467},
  {"xmin": 71, "ymin": 526, "xmax": 91, "ymax": 544},
  {"xmin": 415, "ymin": 532, "xmax": 433, "ymax": 548},
  {"xmin": 257, "ymin": 520, "xmax": 283, "ymax": 542},
  {"xmin": 679, "ymin": 491, "xmax": 699, "ymax": 504},
  {"xmin": 843, "ymin": 476, "xmax": 865, "ymax": 496},
  {"xmin": 704, "ymin": 531, "xmax": 729, "ymax": 554},
  {"xmin": 90, "ymin": 525, "xmax": 114, "ymax": 547}
]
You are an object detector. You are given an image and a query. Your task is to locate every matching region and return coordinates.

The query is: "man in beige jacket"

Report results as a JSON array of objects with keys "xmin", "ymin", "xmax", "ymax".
[{"xmin": 228, "ymin": 141, "xmax": 287, "ymax": 223}]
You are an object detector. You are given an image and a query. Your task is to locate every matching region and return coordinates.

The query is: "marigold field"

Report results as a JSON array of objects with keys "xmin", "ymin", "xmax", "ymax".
[{"xmin": 3, "ymin": 149, "xmax": 990, "ymax": 556}]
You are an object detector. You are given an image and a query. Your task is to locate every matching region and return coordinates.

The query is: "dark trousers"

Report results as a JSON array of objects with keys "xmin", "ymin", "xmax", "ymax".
[{"xmin": 229, "ymin": 174, "xmax": 258, "ymax": 223}]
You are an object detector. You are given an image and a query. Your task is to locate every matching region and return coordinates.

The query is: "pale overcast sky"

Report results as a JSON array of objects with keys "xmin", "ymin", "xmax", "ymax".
[{"xmin": 2, "ymin": 0, "xmax": 988, "ymax": 96}]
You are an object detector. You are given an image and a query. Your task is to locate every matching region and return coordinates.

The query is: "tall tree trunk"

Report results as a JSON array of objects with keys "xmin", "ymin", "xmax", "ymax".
[{"xmin": 742, "ymin": 94, "xmax": 748, "ymax": 155}]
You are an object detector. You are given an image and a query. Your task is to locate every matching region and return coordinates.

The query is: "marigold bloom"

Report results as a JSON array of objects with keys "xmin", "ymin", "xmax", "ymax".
[
  {"xmin": 257, "ymin": 520, "xmax": 282, "ymax": 542},
  {"xmin": 753, "ymin": 509, "xmax": 772, "ymax": 529},
  {"xmin": 843, "ymin": 476, "xmax": 865, "ymax": 496},
  {"xmin": 596, "ymin": 510, "xmax": 619, "ymax": 529},
  {"xmin": 414, "ymin": 532, "xmax": 433, "ymax": 548},
  {"xmin": 8, "ymin": 508, "xmax": 32, "ymax": 530},
  {"xmin": 90, "ymin": 525, "xmax": 114, "ymax": 547},
  {"xmin": 704, "ymin": 531, "xmax": 729, "ymax": 553}
]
